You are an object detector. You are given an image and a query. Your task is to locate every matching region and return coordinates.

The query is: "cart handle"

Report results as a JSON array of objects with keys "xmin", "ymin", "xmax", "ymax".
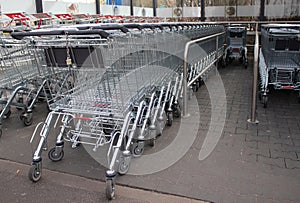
[
  {"xmin": 123, "ymin": 24, "xmax": 143, "ymax": 30},
  {"xmin": 10, "ymin": 29, "xmax": 111, "ymax": 40}
]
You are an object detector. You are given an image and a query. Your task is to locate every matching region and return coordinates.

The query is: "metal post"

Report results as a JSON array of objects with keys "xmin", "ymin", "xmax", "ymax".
[
  {"xmin": 153, "ymin": 0, "xmax": 157, "ymax": 17},
  {"xmin": 200, "ymin": 0, "xmax": 205, "ymax": 21},
  {"xmin": 95, "ymin": 0, "xmax": 101, "ymax": 14},
  {"xmin": 248, "ymin": 23, "xmax": 259, "ymax": 124},
  {"xmin": 215, "ymin": 36, "xmax": 219, "ymax": 60},
  {"xmin": 259, "ymin": 0, "xmax": 266, "ymax": 21},
  {"xmin": 35, "ymin": 0, "xmax": 43, "ymax": 13},
  {"xmin": 183, "ymin": 43, "xmax": 189, "ymax": 118},
  {"xmin": 130, "ymin": 0, "xmax": 134, "ymax": 16}
]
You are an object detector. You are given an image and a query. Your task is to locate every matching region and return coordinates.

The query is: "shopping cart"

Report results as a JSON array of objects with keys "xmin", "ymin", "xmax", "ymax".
[
  {"xmin": 11, "ymin": 23, "xmax": 225, "ymax": 200},
  {"xmin": 258, "ymin": 24, "xmax": 300, "ymax": 108},
  {"xmin": 224, "ymin": 24, "xmax": 248, "ymax": 68},
  {"xmin": 0, "ymin": 36, "xmax": 55, "ymax": 137}
]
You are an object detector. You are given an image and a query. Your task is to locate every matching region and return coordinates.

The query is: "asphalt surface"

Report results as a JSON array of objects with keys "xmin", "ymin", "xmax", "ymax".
[{"xmin": 1, "ymin": 59, "xmax": 300, "ymax": 203}]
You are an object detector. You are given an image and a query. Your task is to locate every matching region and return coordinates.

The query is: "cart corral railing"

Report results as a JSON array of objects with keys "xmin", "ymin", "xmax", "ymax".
[{"xmin": 183, "ymin": 31, "xmax": 225, "ymax": 117}]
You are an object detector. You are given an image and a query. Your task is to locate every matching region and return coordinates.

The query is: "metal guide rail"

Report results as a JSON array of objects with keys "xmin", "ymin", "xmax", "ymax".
[
  {"xmin": 258, "ymin": 24, "xmax": 300, "ymax": 108},
  {"xmin": 9, "ymin": 22, "xmax": 225, "ymax": 200}
]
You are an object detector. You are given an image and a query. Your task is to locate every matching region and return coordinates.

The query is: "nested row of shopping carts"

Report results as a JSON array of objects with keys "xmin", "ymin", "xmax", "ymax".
[
  {"xmin": 224, "ymin": 24, "xmax": 248, "ymax": 68},
  {"xmin": 2, "ymin": 23, "xmax": 225, "ymax": 200},
  {"xmin": 258, "ymin": 24, "xmax": 300, "ymax": 107},
  {"xmin": 0, "ymin": 35, "xmax": 55, "ymax": 137}
]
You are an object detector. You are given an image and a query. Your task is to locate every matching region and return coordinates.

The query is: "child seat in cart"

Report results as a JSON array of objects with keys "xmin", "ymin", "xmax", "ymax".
[
  {"xmin": 224, "ymin": 24, "xmax": 248, "ymax": 68},
  {"xmin": 258, "ymin": 24, "xmax": 300, "ymax": 108}
]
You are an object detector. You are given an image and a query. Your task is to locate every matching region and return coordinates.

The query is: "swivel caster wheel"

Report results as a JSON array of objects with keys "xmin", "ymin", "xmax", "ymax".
[
  {"xmin": 262, "ymin": 96, "xmax": 268, "ymax": 108},
  {"xmin": 166, "ymin": 112, "xmax": 173, "ymax": 126},
  {"xmin": 28, "ymin": 162, "xmax": 42, "ymax": 182},
  {"xmin": 106, "ymin": 179, "xmax": 115, "ymax": 200},
  {"xmin": 131, "ymin": 142, "xmax": 144, "ymax": 158},
  {"xmin": 48, "ymin": 147, "xmax": 64, "ymax": 162}
]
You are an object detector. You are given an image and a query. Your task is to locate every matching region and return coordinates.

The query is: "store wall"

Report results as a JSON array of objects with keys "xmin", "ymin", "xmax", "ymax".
[
  {"xmin": 157, "ymin": 4, "xmax": 299, "ymax": 18},
  {"xmin": 0, "ymin": 0, "xmax": 36, "ymax": 13},
  {"xmin": 0, "ymin": 0, "xmax": 298, "ymax": 18},
  {"xmin": 44, "ymin": 1, "xmax": 96, "ymax": 14}
]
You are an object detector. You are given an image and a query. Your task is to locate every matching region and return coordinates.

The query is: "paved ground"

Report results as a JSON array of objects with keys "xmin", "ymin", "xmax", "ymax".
[
  {"xmin": 0, "ymin": 59, "xmax": 300, "ymax": 203},
  {"xmin": 0, "ymin": 159, "xmax": 204, "ymax": 203}
]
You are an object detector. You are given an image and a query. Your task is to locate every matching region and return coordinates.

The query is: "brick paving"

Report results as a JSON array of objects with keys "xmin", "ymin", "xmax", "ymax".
[{"xmin": 0, "ymin": 59, "xmax": 300, "ymax": 202}]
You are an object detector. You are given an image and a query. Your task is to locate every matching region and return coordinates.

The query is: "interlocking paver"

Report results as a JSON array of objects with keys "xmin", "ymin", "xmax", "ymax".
[
  {"xmin": 285, "ymin": 159, "xmax": 300, "ymax": 169},
  {"xmin": 257, "ymin": 155, "xmax": 286, "ymax": 168},
  {"xmin": 269, "ymin": 137, "xmax": 293, "ymax": 146},
  {"xmin": 246, "ymin": 134, "xmax": 269, "ymax": 143},
  {"xmin": 242, "ymin": 146, "xmax": 270, "ymax": 158},
  {"xmin": 270, "ymin": 149, "xmax": 297, "ymax": 160}
]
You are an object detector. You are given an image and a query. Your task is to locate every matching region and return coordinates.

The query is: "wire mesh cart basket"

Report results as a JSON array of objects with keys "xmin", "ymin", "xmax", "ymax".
[
  {"xmin": 258, "ymin": 24, "xmax": 300, "ymax": 108},
  {"xmin": 10, "ymin": 22, "xmax": 225, "ymax": 200},
  {"xmin": 224, "ymin": 24, "xmax": 248, "ymax": 68}
]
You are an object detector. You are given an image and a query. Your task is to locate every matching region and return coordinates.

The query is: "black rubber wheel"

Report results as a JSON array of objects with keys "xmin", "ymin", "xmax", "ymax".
[
  {"xmin": 131, "ymin": 142, "xmax": 144, "ymax": 158},
  {"xmin": 0, "ymin": 129, "xmax": 2, "ymax": 138},
  {"xmin": 16, "ymin": 98, "xmax": 23, "ymax": 111},
  {"xmin": 48, "ymin": 147, "xmax": 64, "ymax": 162},
  {"xmin": 4, "ymin": 109, "xmax": 11, "ymax": 119},
  {"xmin": 118, "ymin": 157, "xmax": 130, "ymax": 175},
  {"xmin": 192, "ymin": 85, "xmax": 198, "ymax": 92},
  {"xmin": 23, "ymin": 114, "xmax": 33, "ymax": 126},
  {"xmin": 173, "ymin": 106, "xmax": 181, "ymax": 118},
  {"xmin": 149, "ymin": 138, "xmax": 156, "ymax": 147},
  {"xmin": 106, "ymin": 179, "xmax": 115, "ymax": 200},
  {"xmin": 262, "ymin": 96, "xmax": 268, "ymax": 108},
  {"xmin": 166, "ymin": 112, "xmax": 173, "ymax": 126},
  {"xmin": 28, "ymin": 164, "xmax": 41, "ymax": 182}
]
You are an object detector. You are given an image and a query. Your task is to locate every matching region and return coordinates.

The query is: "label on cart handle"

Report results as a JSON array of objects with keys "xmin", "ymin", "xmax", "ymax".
[{"xmin": 66, "ymin": 58, "xmax": 72, "ymax": 65}]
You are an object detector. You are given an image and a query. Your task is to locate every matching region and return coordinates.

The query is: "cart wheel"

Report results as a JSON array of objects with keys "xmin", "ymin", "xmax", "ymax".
[
  {"xmin": 16, "ymin": 98, "xmax": 23, "ymax": 111},
  {"xmin": 118, "ymin": 157, "xmax": 130, "ymax": 175},
  {"xmin": 166, "ymin": 112, "xmax": 173, "ymax": 126},
  {"xmin": 244, "ymin": 64, "xmax": 248, "ymax": 69},
  {"xmin": 192, "ymin": 85, "xmax": 198, "ymax": 92},
  {"xmin": 48, "ymin": 147, "xmax": 64, "ymax": 162},
  {"xmin": 173, "ymin": 106, "xmax": 181, "ymax": 118},
  {"xmin": 131, "ymin": 142, "xmax": 144, "ymax": 158},
  {"xmin": 0, "ymin": 129, "xmax": 2, "ymax": 138},
  {"xmin": 106, "ymin": 179, "xmax": 115, "ymax": 200},
  {"xmin": 149, "ymin": 138, "xmax": 156, "ymax": 147},
  {"xmin": 262, "ymin": 96, "xmax": 268, "ymax": 108},
  {"xmin": 28, "ymin": 163, "xmax": 41, "ymax": 182},
  {"xmin": 4, "ymin": 109, "xmax": 11, "ymax": 119},
  {"xmin": 196, "ymin": 81, "xmax": 200, "ymax": 88},
  {"xmin": 23, "ymin": 114, "xmax": 33, "ymax": 126}
]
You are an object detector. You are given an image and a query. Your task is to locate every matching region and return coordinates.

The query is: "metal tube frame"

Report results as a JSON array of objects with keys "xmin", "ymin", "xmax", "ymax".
[
  {"xmin": 183, "ymin": 31, "xmax": 225, "ymax": 117},
  {"xmin": 248, "ymin": 23, "xmax": 259, "ymax": 124}
]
